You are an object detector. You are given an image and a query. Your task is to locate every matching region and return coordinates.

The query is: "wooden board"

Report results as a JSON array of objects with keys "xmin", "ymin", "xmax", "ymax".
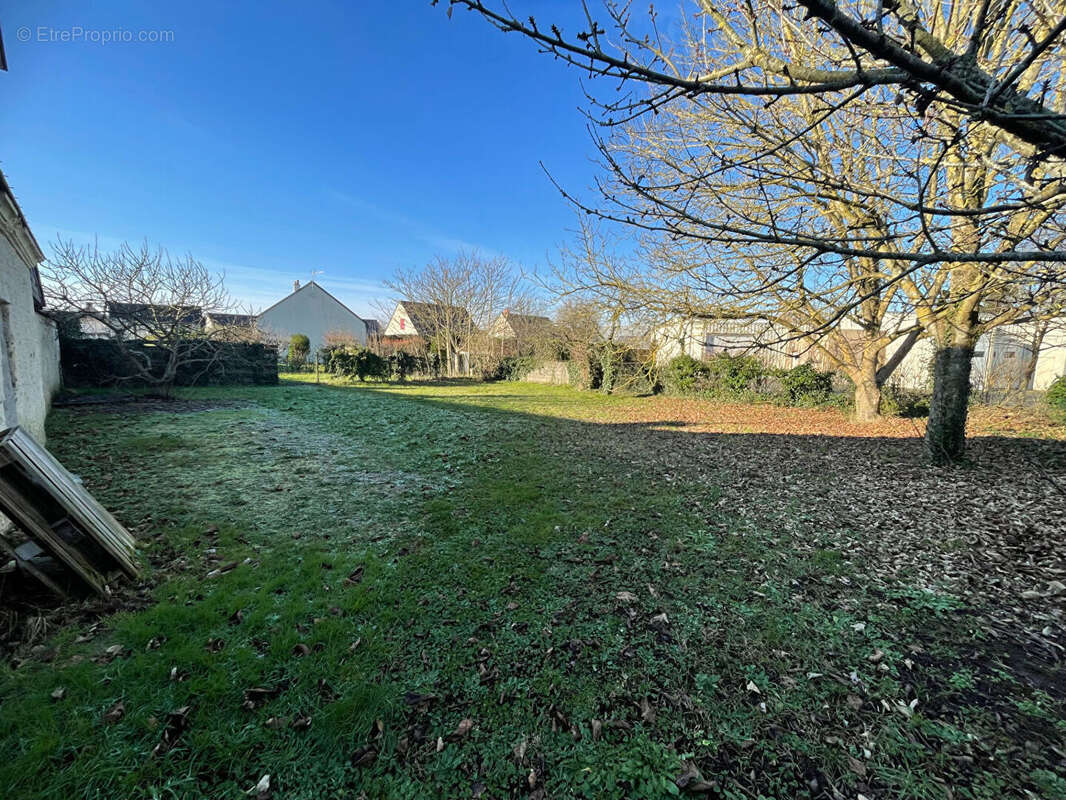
[
  {"xmin": 0, "ymin": 533, "xmax": 68, "ymax": 598},
  {"xmin": 0, "ymin": 426, "xmax": 139, "ymax": 596}
]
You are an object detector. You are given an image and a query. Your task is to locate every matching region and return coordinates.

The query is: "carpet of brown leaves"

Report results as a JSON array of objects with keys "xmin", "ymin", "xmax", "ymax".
[{"xmin": 565, "ymin": 397, "xmax": 1066, "ymax": 675}]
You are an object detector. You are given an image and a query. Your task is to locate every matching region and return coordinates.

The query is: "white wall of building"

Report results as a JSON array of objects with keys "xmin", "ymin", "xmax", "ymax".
[
  {"xmin": 256, "ymin": 281, "xmax": 367, "ymax": 355},
  {"xmin": 383, "ymin": 303, "xmax": 420, "ymax": 337},
  {"xmin": 655, "ymin": 316, "xmax": 1066, "ymax": 393},
  {"xmin": 1031, "ymin": 326, "xmax": 1066, "ymax": 391},
  {"xmin": 0, "ymin": 187, "xmax": 61, "ymax": 442}
]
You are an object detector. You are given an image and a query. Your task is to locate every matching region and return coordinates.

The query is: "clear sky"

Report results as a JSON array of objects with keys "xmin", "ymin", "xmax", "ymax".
[{"xmin": 1, "ymin": 1, "xmax": 607, "ymax": 319}]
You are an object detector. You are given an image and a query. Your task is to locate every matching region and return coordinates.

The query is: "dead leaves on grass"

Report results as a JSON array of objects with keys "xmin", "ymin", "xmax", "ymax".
[
  {"xmin": 103, "ymin": 700, "xmax": 125, "ymax": 724},
  {"xmin": 675, "ymin": 761, "xmax": 718, "ymax": 794},
  {"xmin": 151, "ymin": 705, "xmax": 192, "ymax": 756}
]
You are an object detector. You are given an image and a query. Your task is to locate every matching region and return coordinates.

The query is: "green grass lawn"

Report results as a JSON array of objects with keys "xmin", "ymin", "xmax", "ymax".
[{"xmin": 1, "ymin": 378, "xmax": 1064, "ymax": 799}]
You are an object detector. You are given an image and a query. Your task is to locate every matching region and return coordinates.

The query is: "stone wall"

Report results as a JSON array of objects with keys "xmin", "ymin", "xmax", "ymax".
[{"xmin": 524, "ymin": 361, "xmax": 570, "ymax": 385}]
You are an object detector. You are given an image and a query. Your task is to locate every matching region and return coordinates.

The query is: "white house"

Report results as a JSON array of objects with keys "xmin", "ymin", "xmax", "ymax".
[
  {"xmin": 655, "ymin": 315, "xmax": 1066, "ymax": 391},
  {"xmin": 383, "ymin": 300, "xmax": 472, "ymax": 339},
  {"xmin": 256, "ymin": 280, "xmax": 367, "ymax": 354},
  {"xmin": 0, "ymin": 170, "xmax": 61, "ymax": 442},
  {"xmin": 487, "ymin": 310, "xmax": 552, "ymax": 340}
]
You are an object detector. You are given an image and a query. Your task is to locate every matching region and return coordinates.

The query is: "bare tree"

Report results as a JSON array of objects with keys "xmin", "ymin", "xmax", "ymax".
[
  {"xmin": 43, "ymin": 239, "xmax": 247, "ymax": 398},
  {"xmin": 446, "ymin": 0, "xmax": 1066, "ymax": 459},
  {"xmin": 386, "ymin": 250, "xmax": 532, "ymax": 376}
]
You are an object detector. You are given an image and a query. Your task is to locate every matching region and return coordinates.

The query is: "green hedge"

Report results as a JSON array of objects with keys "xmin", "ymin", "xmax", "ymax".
[
  {"xmin": 662, "ymin": 353, "xmax": 845, "ymax": 407},
  {"xmin": 1047, "ymin": 376, "xmax": 1066, "ymax": 413}
]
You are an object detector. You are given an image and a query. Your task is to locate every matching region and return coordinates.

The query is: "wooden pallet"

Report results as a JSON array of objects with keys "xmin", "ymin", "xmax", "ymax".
[{"xmin": 0, "ymin": 426, "xmax": 139, "ymax": 596}]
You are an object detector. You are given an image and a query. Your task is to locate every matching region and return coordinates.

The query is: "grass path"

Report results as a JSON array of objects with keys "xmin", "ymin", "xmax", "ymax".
[{"xmin": 1, "ymin": 380, "xmax": 1063, "ymax": 799}]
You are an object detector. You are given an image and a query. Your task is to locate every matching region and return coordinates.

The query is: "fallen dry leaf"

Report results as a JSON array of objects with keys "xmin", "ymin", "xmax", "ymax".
[
  {"xmin": 448, "ymin": 718, "xmax": 474, "ymax": 741},
  {"xmin": 640, "ymin": 696, "xmax": 656, "ymax": 724},
  {"xmin": 676, "ymin": 761, "xmax": 717, "ymax": 794},
  {"xmin": 290, "ymin": 714, "xmax": 312, "ymax": 731},
  {"xmin": 103, "ymin": 700, "xmax": 125, "ymax": 724},
  {"xmin": 247, "ymin": 774, "xmax": 270, "ymax": 799},
  {"xmin": 151, "ymin": 706, "xmax": 192, "ymax": 756},
  {"xmin": 351, "ymin": 745, "xmax": 377, "ymax": 767}
]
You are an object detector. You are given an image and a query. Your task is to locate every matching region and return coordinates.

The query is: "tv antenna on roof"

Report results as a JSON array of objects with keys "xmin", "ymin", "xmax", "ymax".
[{"xmin": 310, "ymin": 269, "xmax": 324, "ymax": 283}]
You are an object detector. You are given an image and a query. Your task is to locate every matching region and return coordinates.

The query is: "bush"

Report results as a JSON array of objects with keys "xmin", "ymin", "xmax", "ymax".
[
  {"xmin": 388, "ymin": 350, "xmax": 418, "ymax": 382},
  {"xmin": 664, "ymin": 354, "xmax": 711, "ymax": 394},
  {"xmin": 780, "ymin": 363, "xmax": 834, "ymax": 405},
  {"xmin": 881, "ymin": 383, "xmax": 931, "ymax": 417},
  {"xmin": 664, "ymin": 353, "xmax": 766, "ymax": 397},
  {"xmin": 328, "ymin": 346, "xmax": 388, "ymax": 381},
  {"xmin": 287, "ymin": 334, "xmax": 310, "ymax": 369},
  {"xmin": 704, "ymin": 353, "xmax": 765, "ymax": 395},
  {"xmin": 1047, "ymin": 375, "xmax": 1066, "ymax": 412},
  {"xmin": 485, "ymin": 355, "xmax": 538, "ymax": 382}
]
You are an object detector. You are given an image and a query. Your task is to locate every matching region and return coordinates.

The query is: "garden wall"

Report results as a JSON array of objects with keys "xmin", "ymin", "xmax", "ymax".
[
  {"xmin": 60, "ymin": 339, "xmax": 278, "ymax": 388},
  {"xmin": 523, "ymin": 361, "xmax": 570, "ymax": 385}
]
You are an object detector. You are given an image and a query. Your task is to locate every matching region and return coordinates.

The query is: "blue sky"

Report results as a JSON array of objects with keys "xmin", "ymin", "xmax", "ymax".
[{"xmin": 1, "ymin": 1, "xmax": 607, "ymax": 319}]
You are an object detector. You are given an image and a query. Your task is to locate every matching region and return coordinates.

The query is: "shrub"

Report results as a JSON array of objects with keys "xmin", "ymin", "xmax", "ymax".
[
  {"xmin": 487, "ymin": 355, "xmax": 538, "ymax": 382},
  {"xmin": 328, "ymin": 346, "xmax": 388, "ymax": 381},
  {"xmin": 1047, "ymin": 375, "xmax": 1066, "ymax": 412},
  {"xmin": 881, "ymin": 383, "xmax": 931, "ymax": 418},
  {"xmin": 780, "ymin": 363, "xmax": 834, "ymax": 405},
  {"xmin": 664, "ymin": 354, "xmax": 711, "ymax": 394},
  {"xmin": 287, "ymin": 334, "xmax": 310, "ymax": 369},
  {"xmin": 664, "ymin": 353, "xmax": 766, "ymax": 397},
  {"xmin": 704, "ymin": 353, "xmax": 765, "ymax": 395},
  {"xmin": 388, "ymin": 350, "xmax": 418, "ymax": 382}
]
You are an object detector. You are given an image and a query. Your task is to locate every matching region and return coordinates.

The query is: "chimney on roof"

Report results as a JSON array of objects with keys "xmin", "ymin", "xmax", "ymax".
[{"xmin": 293, "ymin": 280, "xmax": 300, "ymax": 293}]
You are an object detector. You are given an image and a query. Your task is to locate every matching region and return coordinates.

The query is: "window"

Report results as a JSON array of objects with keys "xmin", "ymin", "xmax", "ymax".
[{"xmin": 399, "ymin": 318, "xmax": 405, "ymax": 331}]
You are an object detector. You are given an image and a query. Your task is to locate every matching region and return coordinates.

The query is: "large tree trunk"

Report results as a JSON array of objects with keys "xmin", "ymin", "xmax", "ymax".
[
  {"xmin": 848, "ymin": 338, "xmax": 890, "ymax": 422},
  {"xmin": 853, "ymin": 375, "xmax": 882, "ymax": 422},
  {"xmin": 925, "ymin": 341, "xmax": 976, "ymax": 464}
]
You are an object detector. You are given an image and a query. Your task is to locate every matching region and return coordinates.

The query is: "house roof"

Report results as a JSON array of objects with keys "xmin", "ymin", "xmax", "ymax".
[
  {"xmin": 205, "ymin": 311, "xmax": 257, "ymax": 326},
  {"xmin": 106, "ymin": 302, "xmax": 204, "ymax": 327},
  {"xmin": 397, "ymin": 301, "xmax": 472, "ymax": 337},
  {"xmin": 257, "ymin": 280, "xmax": 365, "ymax": 324},
  {"xmin": 498, "ymin": 310, "xmax": 551, "ymax": 334}
]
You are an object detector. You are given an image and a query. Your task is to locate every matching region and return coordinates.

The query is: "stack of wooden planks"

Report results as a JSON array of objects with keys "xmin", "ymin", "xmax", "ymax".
[{"xmin": 0, "ymin": 426, "xmax": 139, "ymax": 597}]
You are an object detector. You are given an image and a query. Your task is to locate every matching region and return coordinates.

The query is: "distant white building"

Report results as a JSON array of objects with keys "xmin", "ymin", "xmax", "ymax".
[
  {"xmin": 655, "ymin": 315, "xmax": 1066, "ymax": 391},
  {"xmin": 256, "ymin": 281, "xmax": 367, "ymax": 354},
  {"xmin": 383, "ymin": 300, "xmax": 472, "ymax": 339},
  {"xmin": 0, "ymin": 170, "xmax": 61, "ymax": 442},
  {"xmin": 487, "ymin": 310, "xmax": 551, "ymax": 340}
]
